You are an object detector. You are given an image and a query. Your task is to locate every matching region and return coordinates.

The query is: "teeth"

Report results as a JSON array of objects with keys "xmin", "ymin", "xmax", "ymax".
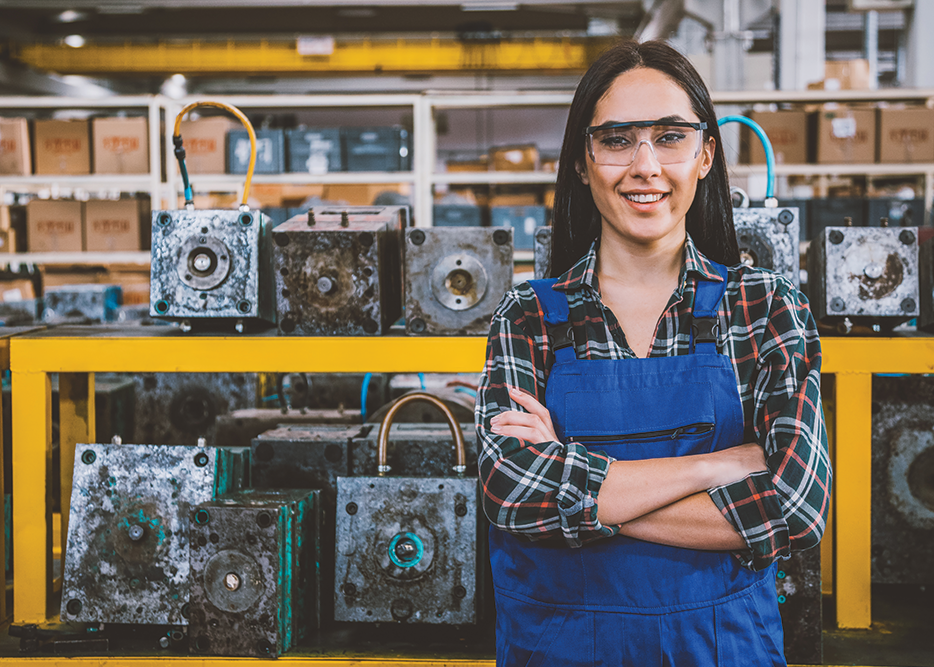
[{"xmin": 626, "ymin": 193, "xmax": 664, "ymax": 203}]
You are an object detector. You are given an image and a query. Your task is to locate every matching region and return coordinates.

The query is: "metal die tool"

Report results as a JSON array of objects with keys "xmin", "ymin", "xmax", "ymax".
[
  {"xmin": 870, "ymin": 378, "xmax": 934, "ymax": 585},
  {"xmin": 775, "ymin": 548, "xmax": 822, "ymax": 665},
  {"xmin": 273, "ymin": 206, "xmax": 406, "ymax": 336},
  {"xmin": 60, "ymin": 443, "xmax": 249, "ymax": 625},
  {"xmin": 404, "ymin": 226, "xmax": 513, "ymax": 335},
  {"xmin": 533, "ymin": 226, "xmax": 552, "ymax": 280},
  {"xmin": 149, "ymin": 208, "xmax": 276, "ymax": 331},
  {"xmin": 42, "ymin": 284, "xmax": 123, "ymax": 324},
  {"xmin": 807, "ymin": 226, "xmax": 919, "ymax": 327},
  {"xmin": 917, "ymin": 235, "xmax": 934, "ymax": 332},
  {"xmin": 732, "ymin": 206, "xmax": 800, "ymax": 288},
  {"xmin": 189, "ymin": 489, "xmax": 321, "ymax": 658},
  {"xmin": 335, "ymin": 393, "xmax": 482, "ymax": 624}
]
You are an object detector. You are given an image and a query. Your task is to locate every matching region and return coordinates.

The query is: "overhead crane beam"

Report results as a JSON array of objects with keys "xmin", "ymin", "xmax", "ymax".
[{"xmin": 14, "ymin": 37, "xmax": 618, "ymax": 75}]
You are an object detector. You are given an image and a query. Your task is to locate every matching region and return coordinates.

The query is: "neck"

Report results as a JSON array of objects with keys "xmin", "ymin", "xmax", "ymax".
[{"xmin": 596, "ymin": 227, "xmax": 685, "ymax": 290}]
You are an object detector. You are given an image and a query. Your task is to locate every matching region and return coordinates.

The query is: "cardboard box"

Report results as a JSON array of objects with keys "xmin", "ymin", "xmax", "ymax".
[
  {"xmin": 877, "ymin": 107, "xmax": 934, "ymax": 164},
  {"xmin": 491, "ymin": 145, "xmax": 540, "ymax": 171},
  {"xmin": 0, "ymin": 278, "xmax": 36, "ymax": 302},
  {"xmin": 34, "ymin": 120, "xmax": 91, "ymax": 175},
  {"xmin": 323, "ymin": 183, "xmax": 410, "ymax": 206},
  {"xmin": 179, "ymin": 117, "xmax": 235, "ymax": 174},
  {"xmin": 445, "ymin": 158, "xmax": 489, "ymax": 173},
  {"xmin": 84, "ymin": 199, "xmax": 142, "ymax": 252},
  {"xmin": 0, "ymin": 228, "xmax": 16, "ymax": 254},
  {"xmin": 812, "ymin": 107, "xmax": 876, "ymax": 164},
  {"xmin": 744, "ymin": 110, "xmax": 808, "ymax": 165},
  {"xmin": 824, "ymin": 59, "xmax": 871, "ymax": 91},
  {"xmin": 105, "ymin": 266, "xmax": 150, "ymax": 306},
  {"xmin": 26, "ymin": 200, "xmax": 84, "ymax": 252},
  {"xmin": 489, "ymin": 192, "xmax": 540, "ymax": 207},
  {"xmin": 0, "ymin": 118, "xmax": 31, "ymax": 175},
  {"xmin": 93, "ymin": 117, "xmax": 149, "ymax": 174}
]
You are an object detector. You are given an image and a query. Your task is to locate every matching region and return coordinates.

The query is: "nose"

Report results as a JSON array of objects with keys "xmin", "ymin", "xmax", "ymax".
[{"xmin": 629, "ymin": 139, "xmax": 661, "ymax": 177}]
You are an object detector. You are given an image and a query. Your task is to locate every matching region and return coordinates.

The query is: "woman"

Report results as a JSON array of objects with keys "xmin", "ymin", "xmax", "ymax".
[{"xmin": 475, "ymin": 40, "xmax": 831, "ymax": 666}]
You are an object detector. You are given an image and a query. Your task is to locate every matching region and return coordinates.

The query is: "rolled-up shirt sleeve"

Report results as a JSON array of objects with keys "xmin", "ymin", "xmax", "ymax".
[
  {"xmin": 476, "ymin": 287, "xmax": 618, "ymax": 548},
  {"xmin": 709, "ymin": 278, "xmax": 832, "ymax": 570}
]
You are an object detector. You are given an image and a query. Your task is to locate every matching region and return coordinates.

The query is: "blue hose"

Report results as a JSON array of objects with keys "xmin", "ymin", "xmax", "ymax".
[
  {"xmin": 360, "ymin": 372, "xmax": 372, "ymax": 422},
  {"xmin": 717, "ymin": 115, "xmax": 776, "ymax": 200}
]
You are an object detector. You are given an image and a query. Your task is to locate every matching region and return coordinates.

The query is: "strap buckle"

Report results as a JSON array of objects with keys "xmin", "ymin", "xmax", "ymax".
[
  {"xmin": 549, "ymin": 322, "xmax": 574, "ymax": 350},
  {"xmin": 692, "ymin": 317, "xmax": 719, "ymax": 345}
]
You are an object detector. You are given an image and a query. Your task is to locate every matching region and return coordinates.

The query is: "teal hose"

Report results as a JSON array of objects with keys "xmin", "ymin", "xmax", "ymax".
[{"xmin": 717, "ymin": 115, "xmax": 776, "ymax": 200}]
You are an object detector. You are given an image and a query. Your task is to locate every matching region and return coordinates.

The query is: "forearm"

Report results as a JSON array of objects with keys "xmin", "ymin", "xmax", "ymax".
[
  {"xmin": 595, "ymin": 442, "xmax": 765, "ymax": 526},
  {"xmin": 617, "ymin": 492, "xmax": 746, "ymax": 550}
]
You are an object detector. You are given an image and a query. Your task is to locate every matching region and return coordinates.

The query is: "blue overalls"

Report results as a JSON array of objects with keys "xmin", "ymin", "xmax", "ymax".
[{"xmin": 489, "ymin": 264, "xmax": 785, "ymax": 666}]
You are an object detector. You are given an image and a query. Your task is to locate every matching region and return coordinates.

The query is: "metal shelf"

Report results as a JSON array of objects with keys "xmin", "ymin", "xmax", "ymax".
[
  {"xmin": 728, "ymin": 163, "xmax": 934, "ymax": 177},
  {"xmin": 0, "ymin": 252, "xmax": 150, "ymax": 266},
  {"xmin": 0, "ymin": 175, "xmax": 156, "ymax": 189},
  {"xmin": 181, "ymin": 172, "xmax": 416, "ymax": 190},
  {"xmin": 432, "ymin": 171, "xmax": 557, "ymax": 185}
]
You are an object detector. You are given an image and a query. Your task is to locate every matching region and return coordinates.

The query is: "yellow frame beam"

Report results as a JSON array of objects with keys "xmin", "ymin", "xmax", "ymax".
[
  {"xmin": 15, "ymin": 38, "xmax": 615, "ymax": 76},
  {"xmin": 5, "ymin": 332, "xmax": 912, "ymax": 636}
]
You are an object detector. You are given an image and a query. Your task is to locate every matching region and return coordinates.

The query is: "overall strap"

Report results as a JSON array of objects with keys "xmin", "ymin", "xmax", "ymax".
[
  {"xmin": 527, "ymin": 279, "xmax": 576, "ymax": 363},
  {"xmin": 691, "ymin": 261, "xmax": 729, "ymax": 355}
]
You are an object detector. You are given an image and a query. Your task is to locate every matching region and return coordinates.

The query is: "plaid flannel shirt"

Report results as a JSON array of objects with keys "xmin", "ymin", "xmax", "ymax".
[{"xmin": 475, "ymin": 234, "xmax": 831, "ymax": 570}]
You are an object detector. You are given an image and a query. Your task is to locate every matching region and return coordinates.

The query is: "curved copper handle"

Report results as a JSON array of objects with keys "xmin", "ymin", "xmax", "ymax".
[{"xmin": 377, "ymin": 391, "xmax": 466, "ymax": 476}]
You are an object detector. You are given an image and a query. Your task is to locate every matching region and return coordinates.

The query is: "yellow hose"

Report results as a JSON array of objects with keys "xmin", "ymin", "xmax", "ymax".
[{"xmin": 173, "ymin": 101, "xmax": 257, "ymax": 208}]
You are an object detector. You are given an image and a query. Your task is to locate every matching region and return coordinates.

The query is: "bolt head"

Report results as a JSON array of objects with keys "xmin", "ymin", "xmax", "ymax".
[
  {"xmin": 128, "ymin": 524, "xmax": 145, "ymax": 541},
  {"xmin": 224, "ymin": 572, "xmax": 241, "ymax": 591},
  {"xmin": 192, "ymin": 253, "xmax": 211, "ymax": 272}
]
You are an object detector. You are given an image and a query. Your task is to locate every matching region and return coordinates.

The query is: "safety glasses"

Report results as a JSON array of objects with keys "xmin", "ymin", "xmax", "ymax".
[{"xmin": 584, "ymin": 120, "xmax": 708, "ymax": 166}]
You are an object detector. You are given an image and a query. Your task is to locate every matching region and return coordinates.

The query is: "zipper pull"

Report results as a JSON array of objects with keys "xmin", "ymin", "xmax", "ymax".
[{"xmin": 670, "ymin": 428, "xmax": 682, "ymax": 439}]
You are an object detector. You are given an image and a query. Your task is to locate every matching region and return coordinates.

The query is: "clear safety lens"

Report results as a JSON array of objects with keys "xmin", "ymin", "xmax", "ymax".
[{"xmin": 587, "ymin": 124, "xmax": 704, "ymax": 166}]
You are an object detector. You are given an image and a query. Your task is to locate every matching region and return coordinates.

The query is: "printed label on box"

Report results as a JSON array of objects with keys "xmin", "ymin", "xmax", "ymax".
[{"xmin": 831, "ymin": 117, "xmax": 857, "ymax": 139}]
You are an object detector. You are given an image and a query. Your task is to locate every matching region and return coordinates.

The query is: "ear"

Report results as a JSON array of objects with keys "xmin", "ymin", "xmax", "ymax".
[
  {"xmin": 576, "ymin": 158, "xmax": 590, "ymax": 186},
  {"xmin": 698, "ymin": 136, "xmax": 715, "ymax": 180}
]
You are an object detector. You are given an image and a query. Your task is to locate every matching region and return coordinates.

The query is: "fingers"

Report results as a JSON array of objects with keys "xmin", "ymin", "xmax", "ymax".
[
  {"xmin": 490, "ymin": 423, "xmax": 552, "ymax": 444},
  {"xmin": 507, "ymin": 387, "xmax": 553, "ymax": 424}
]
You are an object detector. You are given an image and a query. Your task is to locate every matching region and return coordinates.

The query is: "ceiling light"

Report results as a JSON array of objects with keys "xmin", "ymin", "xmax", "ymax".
[
  {"xmin": 55, "ymin": 10, "xmax": 87, "ymax": 23},
  {"xmin": 64, "ymin": 34, "xmax": 86, "ymax": 48}
]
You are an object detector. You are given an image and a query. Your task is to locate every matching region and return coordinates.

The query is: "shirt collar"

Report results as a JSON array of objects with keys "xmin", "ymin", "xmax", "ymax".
[{"xmin": 552, "ymin": 233, "xmax": 724, "ymax": 293}]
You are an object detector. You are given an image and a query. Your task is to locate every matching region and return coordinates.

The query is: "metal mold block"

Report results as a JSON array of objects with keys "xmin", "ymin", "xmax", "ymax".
[
  {"xmin": 533, "ymin": 226, "xmax": 552, "ymax": 279},
  {"xmin": 776, "ymin": 548, "xmax": 822, "ymax": 665},
  {"xmin": 334, "ymin": 475, "xmax": 480, "ymax": 624},
  {"xmin": 189, "ymin": 489, "xmax": 321, "ymax": 658},
  {"xmin": 61, "ymin": 443, "xmax": 249, "ymax": 625},
  {"xmin": 732, "ymin": 207, "xmax": 801, "ymax": 288},
  {"xmin": 918, "ymin": 236, "xmax": 934, "ymax": 332},
  {"xmin": 870, "ymin": 377, "xmax": 934, "ymax": 584},
  {"xmin": 273, "ymin": 206, "xmax": 405, "ymax": 335},
  {"xmin": 404, "ymin": 227, "xmax": 513, "ymax": 335},
  {"xmin": 216, "ymin": 408, "xmax": 360, "ymax": 448},
  {"xmin": 131, "ymin": 372, "xmax": 258, "ymax": 447},
  {"xmin": 807, "ymin": 226, "xmax": 919, "ymax": 325},
  {"xmin": 351, "ymin": 423, "xmax": 478, "ymax": 478},
  {"xmin": 42, "ymin": 284, "xmax": 122, "ymax": 323},
  {"xmin": 149, "ymin": 208, "xmax": 275, "ymax": 329}
]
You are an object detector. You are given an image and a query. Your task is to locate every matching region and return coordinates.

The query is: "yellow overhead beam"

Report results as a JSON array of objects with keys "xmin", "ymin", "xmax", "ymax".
[{"xmin": 15, "ymin": 38, "xmax": 616, "ymax": 75}]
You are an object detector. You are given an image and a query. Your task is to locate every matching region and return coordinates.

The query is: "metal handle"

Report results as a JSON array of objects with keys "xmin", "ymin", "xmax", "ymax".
[{"xmin": 376, "ymin": 391, "xmax": 467, "ymax": 476}]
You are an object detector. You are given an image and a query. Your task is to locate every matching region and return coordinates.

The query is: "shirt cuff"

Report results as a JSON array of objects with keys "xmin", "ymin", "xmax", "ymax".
[
  {"xmin": 555, "ymin": 443, "xmax": 618, "ymax": 547},
  {"xmin": 708, "ymin": 471, "xmax": 790, "ymax": 571}
]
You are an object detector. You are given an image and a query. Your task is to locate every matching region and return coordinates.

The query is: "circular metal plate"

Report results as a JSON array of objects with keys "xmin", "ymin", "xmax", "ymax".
[
  {"xmin": 177, "ymin": 235, "xmax": 232, "ymax": 291},
  {"xmin": 430, "ymin": 253, "xmax": 488, "ymax": 311},
  {"xmin": 375, "ymin": 516, "xmax": 435, "ymax": 581},
  {"xmin": 203, "ymin": 549, "xmax": 265, "ymax": 612}
]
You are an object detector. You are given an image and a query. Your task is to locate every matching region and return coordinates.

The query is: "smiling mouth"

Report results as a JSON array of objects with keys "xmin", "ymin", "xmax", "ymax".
[{"xmin": 624, "ymin": 193, "xmax": 667, "ymax": 203}]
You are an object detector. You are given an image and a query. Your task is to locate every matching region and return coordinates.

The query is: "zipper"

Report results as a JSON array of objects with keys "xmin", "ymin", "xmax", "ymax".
[{"xmin": 573, "ymin": 422, "xmax": 715, "ymax": 443}]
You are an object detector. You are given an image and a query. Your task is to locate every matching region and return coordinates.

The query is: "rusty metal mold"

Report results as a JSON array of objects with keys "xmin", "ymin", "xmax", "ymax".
[
  {"xmin": 404, "ymin": 227, "xmax": 513, "ymax": 336},
  {"xmin": 807, "ymin": 226, "xmax": 919, "ymax": 325},
  {"xmin": 533, "ymin": 226, "xmax": 552, "ymax": 280},
  {"xmin": 776, "ymin": 547, "xmax": 822, "ymax": 665},
  {"xmin": 273, "ymin": 206, "xmax": 405, "ymax": 336},
  {"xmin": 60, "ymin": 443, "xmax": 249, "ymax": 625},
  {"xmin": 130, "ymin": 372, "xmax": 258, "ymax": 447},
  {"xmin": 733, "ymin": 206, "xmax": 801, "ymax": 288},
  {"xmin": 216, "ymin": 408, "xmax": 361, "ymax": 448},
  {"xmin": 149, "ymin": 208, "xmax": 276, "ymax": 330},
  {"xmin": 351, "ymin": 423, "xmax": 479, "ymax": 478},
  {"xmin": 871, "ymin": 376, "xmax": 934, "ymax": 584},
  {"xmin": 189, "ymin": 489, "xmax": 321, "ymax": 657},
  {"xmin": 334, "ymin": 475, "xmax": 481, "ymax": 624},
  {"xmin": 42, "ymin": 284, "xmax": 123, "ymax": 324}
]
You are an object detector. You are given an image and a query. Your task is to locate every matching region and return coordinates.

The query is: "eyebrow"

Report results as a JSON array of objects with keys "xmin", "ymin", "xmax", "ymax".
[{"xmin": 603, "ymin": 114, "xmax": 690, "ymax": 124}]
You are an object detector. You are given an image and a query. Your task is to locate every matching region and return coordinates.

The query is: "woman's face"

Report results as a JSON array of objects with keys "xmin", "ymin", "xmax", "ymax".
[{"xmin": 578, "ymin": 67, "xmax": 715, "ymax": 250}]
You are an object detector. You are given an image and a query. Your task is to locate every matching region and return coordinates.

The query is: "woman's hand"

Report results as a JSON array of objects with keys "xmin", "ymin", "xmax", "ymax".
[{"xmin": 489, "ymin": 387, "xmax": 559, "ymax": 444}]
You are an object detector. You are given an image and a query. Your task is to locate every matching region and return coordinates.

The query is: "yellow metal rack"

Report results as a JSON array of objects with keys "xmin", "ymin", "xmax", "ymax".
[{"xmin": 4, "ymin": 328, "xmax": 930, "ymax": 663}]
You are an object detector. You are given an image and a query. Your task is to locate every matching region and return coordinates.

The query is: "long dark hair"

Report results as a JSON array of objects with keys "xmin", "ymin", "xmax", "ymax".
[{"xmin": 551, "ymin": 40, "xmax": 739, "ymax": 277}]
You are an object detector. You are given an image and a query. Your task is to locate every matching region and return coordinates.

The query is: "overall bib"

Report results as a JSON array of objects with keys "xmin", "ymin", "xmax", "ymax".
[{"xmin": 489, "ymin": 265, "xmax": 785, "ymax": 667}]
